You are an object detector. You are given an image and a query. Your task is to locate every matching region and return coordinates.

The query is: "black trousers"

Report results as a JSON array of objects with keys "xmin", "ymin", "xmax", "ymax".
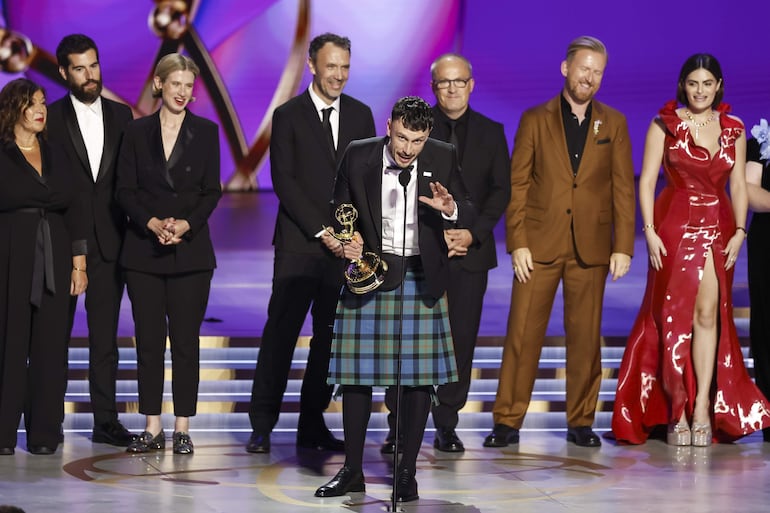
[
  {"xmin": 385, "ymin": 264, "xmax": 488, "ymax": 432},
  {"xmin": 125, "ymin": 269, "xmax": 212, "ymax": 417},
  {"xmin": 0, "ymin": 287, "xmax": 70, "ymax": 448},
  {"xmin": 69, "ymin": 245, "xmax": 124, "ymax": 426},
  {"xmin": 248, "ymin": 251, "xmax": 344, "ymax": 434}
]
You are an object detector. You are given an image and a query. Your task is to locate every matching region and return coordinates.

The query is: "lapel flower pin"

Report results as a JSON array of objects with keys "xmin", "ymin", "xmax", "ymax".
[
  {"xmin": 593, "ymin": 119, "xmax": 602, "ymax": 136},
  {"xmin": 751, "ymin": 118, "xmax": 770, "ymax": 160}
]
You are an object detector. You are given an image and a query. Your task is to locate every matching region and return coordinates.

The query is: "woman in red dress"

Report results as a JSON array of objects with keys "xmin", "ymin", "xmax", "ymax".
[{"xmin": 611, "ymin": 54, "xmax": 770, "ymax": 445}]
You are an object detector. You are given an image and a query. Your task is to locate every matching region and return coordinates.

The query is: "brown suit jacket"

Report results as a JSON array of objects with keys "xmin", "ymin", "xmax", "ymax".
[{"xmin": 505, "ymin": 95, "xmax": 635, "ymax": 264}]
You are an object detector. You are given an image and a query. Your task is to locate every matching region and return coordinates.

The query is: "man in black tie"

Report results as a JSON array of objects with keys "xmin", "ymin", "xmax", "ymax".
[
  {"xmin": 47, "ymin": 34, "xmax": 135, "ymax": 446},
  {"xmin": 246, "ymin": 33, "xmax": 376, "ymax": 453},
  {"xmin": 380, "ymin": 54, "xmax": 510, "ymax": 453}
]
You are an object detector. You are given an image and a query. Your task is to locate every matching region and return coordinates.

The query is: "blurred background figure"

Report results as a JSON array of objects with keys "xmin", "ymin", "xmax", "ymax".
[{"xmin": 746, "ymin": 118, "xmax": 770, "ymax": 443}]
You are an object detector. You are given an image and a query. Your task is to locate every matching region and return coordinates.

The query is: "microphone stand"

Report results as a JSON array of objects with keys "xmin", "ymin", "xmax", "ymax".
[{"xmin": 390, "ymin": 168, "xmax": 411, "ymax": 513}]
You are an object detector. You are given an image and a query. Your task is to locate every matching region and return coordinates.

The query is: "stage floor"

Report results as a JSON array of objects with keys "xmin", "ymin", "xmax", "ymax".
[{"xmin": 1, "ymin": 430, "xmax": 768, "ymax": 513}]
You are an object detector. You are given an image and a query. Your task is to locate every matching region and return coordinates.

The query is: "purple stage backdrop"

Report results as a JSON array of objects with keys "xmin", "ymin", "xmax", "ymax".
[{"xmin": 1, "ymin": 0, "xmax": 768, "ymax": 190}]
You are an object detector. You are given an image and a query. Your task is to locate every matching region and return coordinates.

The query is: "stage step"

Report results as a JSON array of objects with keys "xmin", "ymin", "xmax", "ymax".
[{"xmin": 61, "ymin": 336, "xmax": 756, "ymax": 434}]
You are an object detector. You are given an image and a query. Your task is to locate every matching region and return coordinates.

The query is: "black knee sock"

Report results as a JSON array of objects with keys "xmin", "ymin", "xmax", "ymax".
[
  {"xmin": 399, "ymin": 386, "xmax": 431, "ymax": 474},
  {"xmin": 342, "ymin": 385, "xmax": 372, "ymax": 473}
]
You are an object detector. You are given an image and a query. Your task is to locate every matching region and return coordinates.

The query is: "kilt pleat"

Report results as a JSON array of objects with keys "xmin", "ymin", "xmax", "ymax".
[{"xmin": 328, "ymin": 267, "xmax": 458, "ymax": 386}]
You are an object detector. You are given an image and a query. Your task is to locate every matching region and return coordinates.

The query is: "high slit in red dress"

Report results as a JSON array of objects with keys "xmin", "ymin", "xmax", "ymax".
[{"xmin": 611, "ymin": 101, "xmax": 770, "ymax": 444}]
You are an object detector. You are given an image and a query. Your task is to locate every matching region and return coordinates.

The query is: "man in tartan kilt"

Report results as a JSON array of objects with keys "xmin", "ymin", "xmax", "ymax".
[{"xmin": 314, "ymin": 96, "xmax": 475, "ymax": 502}]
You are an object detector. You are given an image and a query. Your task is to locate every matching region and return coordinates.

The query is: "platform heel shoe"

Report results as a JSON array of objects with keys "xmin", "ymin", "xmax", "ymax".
[
  {"xmin": 691, "ymin": 423, "xmax": 712, "ymax": 447},
  {"xmin": 666, "ymin": 421, "xmax": 691, "ymax": 446}
]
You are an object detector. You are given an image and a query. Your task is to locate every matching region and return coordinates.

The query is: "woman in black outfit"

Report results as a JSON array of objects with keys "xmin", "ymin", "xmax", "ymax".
[
  {"xmin": 118, "ymin": 54, "xmax": 221, "ymax": 455},
  {"xmin": 746, "ymin": 122, "xmax": 770, "ymax": 442},
  {"xmin": 0, "ymin": 78, "xmax": 87, "ymax": 455}
]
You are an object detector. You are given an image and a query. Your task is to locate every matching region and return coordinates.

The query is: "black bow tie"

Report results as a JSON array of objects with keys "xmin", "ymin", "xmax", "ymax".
[{"xmin": 386, "ymin": 164, "xmax": 413, "ymax": 172}]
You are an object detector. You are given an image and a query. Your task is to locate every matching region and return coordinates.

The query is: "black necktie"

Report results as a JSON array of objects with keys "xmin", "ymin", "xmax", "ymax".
[
  {"xmin": 448, "ymin": 120, "xmax": 461, "ymax": 161},
  {"xmin": 321, "ymin": 107, "xmax": 336, "ymax": 158}
]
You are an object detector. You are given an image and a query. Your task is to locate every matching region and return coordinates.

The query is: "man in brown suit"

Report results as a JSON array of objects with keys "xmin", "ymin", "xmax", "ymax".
[{"xmin": 484, "ymin": 36, "xmax": 635, "ymax": 448}]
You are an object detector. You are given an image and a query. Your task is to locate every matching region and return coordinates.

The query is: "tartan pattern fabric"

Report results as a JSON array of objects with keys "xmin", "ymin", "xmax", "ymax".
[{"xmin": 328, "ymin": 267, "xmax": 458, "ymax": 386}]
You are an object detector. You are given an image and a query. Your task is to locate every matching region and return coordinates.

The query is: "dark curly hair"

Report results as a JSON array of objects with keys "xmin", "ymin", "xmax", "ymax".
[
  {"xmin": 391, "ymin": 96, "xmax": 433, "ymax": 133},
  {"xmin": 0, "ymin": 78, "xmax": 46, "ymax": 144}
]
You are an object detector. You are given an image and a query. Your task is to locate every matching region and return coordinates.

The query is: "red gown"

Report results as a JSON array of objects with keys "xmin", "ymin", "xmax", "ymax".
[{"xmin": 611, "ymin": 101, "xmax": 770, "ymax": 444}]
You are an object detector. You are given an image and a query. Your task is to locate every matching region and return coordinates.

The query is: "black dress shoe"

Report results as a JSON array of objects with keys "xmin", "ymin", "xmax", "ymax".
[
  {"xmin": 483, "ymin": 424, "xmax": 519, "ymax": 447},
  {"xmin": 172, "ymin": 432, "xmax": 194, "ymax": 454},
  {"xmin": 92, "ymin": 420, "xmax": 137, "ymax": 447},
  {"xmin": 566, "ymin": 426, "xmax": 601, "ymax": 447},
  {"xmin": 297, "ymin": 428, "xmax": 344, "ymax": 451},
  {"xmin": 126, "ymin": 430, "xmax": 165, "ymax": 453},
  {"xmin": 392, "ymin": 468, "xmax": 419, "ymax": 502},
  {"xmin": 27, "ymin": 445, "xmax": 57, "ymax": 455},
  {"xmin": 434, "ymin": 428, "xmax": 464, "ymax": 452},
  {"xmin": 0, "ymin": 447, "xmax": 14, "ymax": 456},
  {"xmin": 314, "ymin": 466, "xmax": 366, "ymax": 497},
  {"xmin": 246, "ymin": 431, "xmax": 270, "ymax": 453},
  {"xmin": 380, "ymin": 432, "xmax": 403, "ymax": 454}
]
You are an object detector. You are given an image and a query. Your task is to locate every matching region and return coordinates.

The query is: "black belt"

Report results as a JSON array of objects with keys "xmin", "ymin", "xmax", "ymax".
[{"xmin": 15, "ymin": 208, "xmax": 55, "ymax": 307}]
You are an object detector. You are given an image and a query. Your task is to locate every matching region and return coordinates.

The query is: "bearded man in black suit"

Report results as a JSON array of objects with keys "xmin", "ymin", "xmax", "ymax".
[{"xmin": 47, "ymin": 34, "xmax": 135, "ymax": 447}]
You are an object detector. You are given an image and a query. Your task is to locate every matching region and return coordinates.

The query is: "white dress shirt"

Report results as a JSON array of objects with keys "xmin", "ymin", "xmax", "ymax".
[
  {"xmin": 382, "ymin": 148, "xmax": 419, "ymax": 256},
  {"xmin": 70, "ymin": 94, "xmax": 104, "ymax": 181}
]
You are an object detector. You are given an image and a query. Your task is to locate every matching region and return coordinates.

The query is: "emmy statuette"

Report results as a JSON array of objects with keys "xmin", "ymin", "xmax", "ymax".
[{"xmin": 325, "ymin": 204, "xmax": 387, "ymax": 294}]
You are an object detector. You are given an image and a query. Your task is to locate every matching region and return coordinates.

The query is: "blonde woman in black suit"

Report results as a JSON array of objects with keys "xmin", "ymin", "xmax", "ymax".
[{"xmin": 117, "ymin": 53, "xmax": 221, "ymax": 455}]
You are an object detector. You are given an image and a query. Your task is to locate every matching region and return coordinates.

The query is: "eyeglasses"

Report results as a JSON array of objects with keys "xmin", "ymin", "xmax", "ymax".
[{"xmin": 433, "ymin": 78, "xmax": 471, "ymax": 90}]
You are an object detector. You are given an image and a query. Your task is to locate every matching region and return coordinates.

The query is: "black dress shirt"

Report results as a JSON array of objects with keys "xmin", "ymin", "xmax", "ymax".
[{"xmin": 560, "ymin": 94, "xmax": 592, "ymax": 175}]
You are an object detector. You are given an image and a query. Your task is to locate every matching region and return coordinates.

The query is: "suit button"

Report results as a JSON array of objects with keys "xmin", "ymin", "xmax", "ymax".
[
  {"xmin": 566, "ymin": 209, "xmax": 572, "ymax": 214},
  {"xmin": 573, "ymin": 183, "xmax": 577, "ymax": 188}
]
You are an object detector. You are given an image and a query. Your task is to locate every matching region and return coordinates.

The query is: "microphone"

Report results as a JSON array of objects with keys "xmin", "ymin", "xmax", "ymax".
[
  {"xmin": 392, "ymin": 161, "xmax": 411, "ymax": 512},
  {"xmin": 398, "ymin": 167, "xmax": 411, "ymax": 189}
]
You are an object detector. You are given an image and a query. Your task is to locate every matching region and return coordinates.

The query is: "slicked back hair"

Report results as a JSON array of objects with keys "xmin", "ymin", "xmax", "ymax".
[
  {"xmin": 565, "ymin": 36, "xmax": 607, "ymax": 63},
  {"xmin": 308, "ymin": 33, "xmax": 351, "ymax": 63}
]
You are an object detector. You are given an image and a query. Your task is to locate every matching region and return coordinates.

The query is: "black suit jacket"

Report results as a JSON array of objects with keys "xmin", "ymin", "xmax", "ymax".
[
  {"xmin": 431, "ymin": 106, "xmax": 510, "ymax": 272},
  {"xmin": 116, "ymin": 110, "xmax": 222, "ymax": 274},
  {"xmin": 270, "ymin": 90, "xmax": 375, "ymax": 255},
  {"xmin": 46, "ymin": 95, "xmax": 133, "ymax": 261},
  {"xmin": 332, "ymin": 137, "xmax": 475, "ymax": 300}
]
